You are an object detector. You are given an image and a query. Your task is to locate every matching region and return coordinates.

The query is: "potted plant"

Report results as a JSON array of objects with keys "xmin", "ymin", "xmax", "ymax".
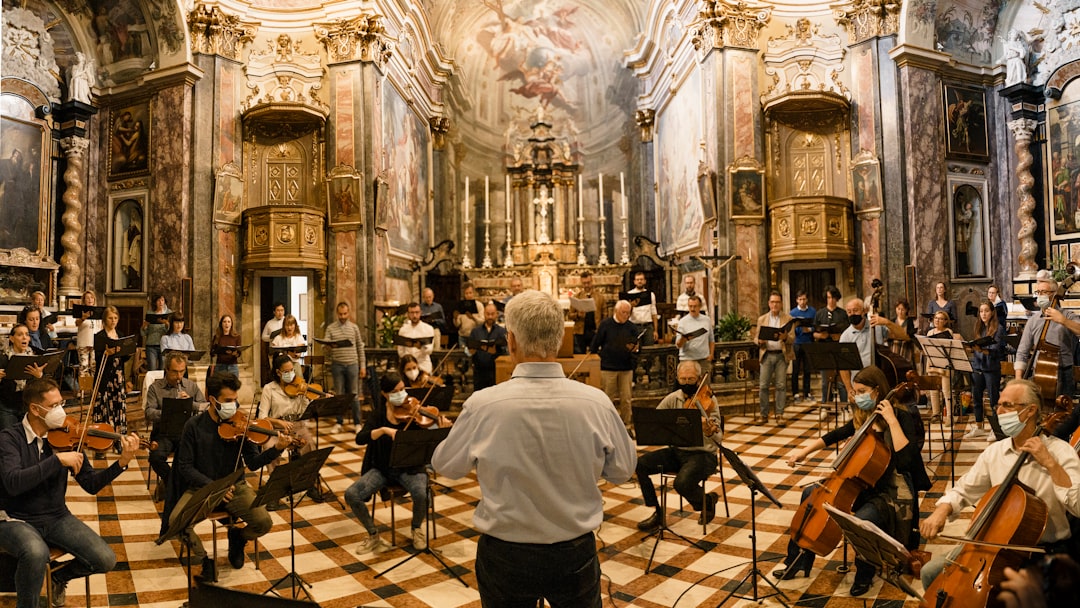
[
  {"xmin": 715, "ymin": 310, "xmax": 752, "ymax": 342},
  {"xmin": 377, "ymin": 312, "xmax": 405, "ymax": 348}
]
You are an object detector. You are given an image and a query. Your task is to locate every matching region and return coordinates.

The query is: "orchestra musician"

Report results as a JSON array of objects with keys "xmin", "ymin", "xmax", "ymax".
[
  {"xmin": 469, "ymin": 302, "xmax": 507, "ymax": 391},
  {"xmin": 777, "ymin": 366, "xmax": 928, "ymax": 596},
  {"xmin": 344, "ymin": 372, "xmax": 433, "ymax": 554},
  {"xmin": 920, "ymin": 378, "xmax": 1080, "ymax": 590},
  {"xmin": 0, "ymin": 378, "xmax": 140, "ymax": 608},
  {"xmin": 144, "ymin": 352, "xmax": 205, "ymax": 497},
  {"xmin": 257, "ymin": 354, "xmax": 319, "ymax": 503},
  {"xmin": 397, "ymin": 302, "xmax": 436, "ymax": 373},
  {"xmin": 753, "ymin": 291, "xmax": 792, "ymax": 425},
  {"xmin": 399, "ymin": 354, "xmax": 444, "ymax": 389},
  {"xmin": 1013, "ymin": 270, "xmax": 1080, "ymax": 399},
  {"xmin": 568, "ymin": 270, "xmax": 606, "ymax": 355},
  {"xmin": 0, "ymin": 324, "xmax": 45, "ymax": 430},
  {"xmin": 813, "ymin": 286, "xmax": 849, "ymax": 403},
  {"xmin": 838, "ymin": 298, "xmax": 887, "ymax": 403},
  {"xmin": 169, "ymin": 372, "xmax": 290, "ymax": 580},
  {"xmin": 635, "ymin": 360, "xmax": 722, "ymax": 532},
  {"xmin": 591, "ymin": 300, "xmax": 640, "ymax": 436}
]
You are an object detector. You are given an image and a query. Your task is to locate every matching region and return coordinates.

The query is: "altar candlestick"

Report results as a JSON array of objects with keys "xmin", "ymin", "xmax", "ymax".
[
  {"xmin": 620, "ymin": 172, "xmax": 626, "ymax": 217},
  {"xmin": 464, "ymin": 177, "xmax": 470, "ymax": 224},
  {"xmin": 505, "ymin": 174, "xmax": 511, "ymax": 219},
  {"xmin": 578, "ymin": 175, "xmax": 583, "ymax": 217},
  {"xmin": 484, "ymin": 176, "xmax": 490, "ymax": 222},
  {"xmin": 598, "ymin": 173, "xmax": 605, "ymax": 218}
]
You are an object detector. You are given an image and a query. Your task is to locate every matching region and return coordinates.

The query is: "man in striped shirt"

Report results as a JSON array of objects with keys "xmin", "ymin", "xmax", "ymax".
[{"xmin": 325, "ymin": 301, "xmax": 366, "ymax": 433}]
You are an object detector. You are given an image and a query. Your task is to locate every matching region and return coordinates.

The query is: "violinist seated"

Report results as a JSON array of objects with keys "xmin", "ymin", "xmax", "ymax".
[
  {"xmin": 344, "ymin": 372, "xmax": 434, "ymax": 555},
  {"xmin": 257, "ymin": 354, "xmax": 321, "ymax": 505},
  {"xmin": 168, "ymin": 372, "xmax": 292, "ymax": 580},
  {"xmin": 399, "ymin": 354, "xmax": 444, "ymax": 390},
  {"xmin": 144, "ymin": 352, "xmax": 206, "ymax": 494},
  {"xmin": 0, "ymin": 323, "xmax": 47, "ymax": 430},
  {"xmin": 1013, "ymin": 270, "xmax": 1080, "ymax": 400},
  {"xmin": 920, "ymin": 379, "xmax": 1080, "ymax": 592},
  {"xmin": 635, "ymin": 360, "xmax": 723, "ymax": 533},
  {"xmin": 0, "ymin": 378, "xmax": 140, "ymax": 608},
  {"xmin": 776, "ymin": 366, "xmax": 929, "ymax": 597}
]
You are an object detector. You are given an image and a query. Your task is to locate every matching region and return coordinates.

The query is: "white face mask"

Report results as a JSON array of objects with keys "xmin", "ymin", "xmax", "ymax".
[
  {"xmin": 281, "ymin": 370, "xmax": 296, "ymax": 384},
  {"xmin": 217, "ymin": 400, "xmax": 238, "ymax": 419},
  {"xmin": 388, "ymin": 390, "xmax": 408, "ymax": 406},
  {"xmin": 998, "ymin": 409, "xmax": 1028, "ymax": 437},
  {"xmin": 39, "ymin": 403, "xmax": 68, "ymax": 430},
  {"xmin": 405, "ymin": 368, "xmax": 420, "ymax": 381}
]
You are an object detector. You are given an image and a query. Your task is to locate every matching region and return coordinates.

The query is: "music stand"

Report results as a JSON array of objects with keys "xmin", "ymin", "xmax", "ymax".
[
  {"xmin": 823, "ymin": 504, "xmax": 924, "ymax": 600},
  {"xmin": 631, "ymin": 407, "xmax": 708, "ymax": 574},
  {"xmin": 159, "ymin": 397, "xmax": 194, "ymax": 439},
  {"xmin": 714, "ymin": 446, "xmax": 789, "ymax": 607},
  {"xmin": 801, "ymin": 342, "xmax": 863, "ymax": 434},
  {"xmin": 373, "ymin": 427, "xmax": 468, "ymax": 587},
  {"xmin": 251, "ymin": 446, "xmax": 334, "ymax": 601},
  {"xmin": 917, "ymin": 335, "xmax": 973, "ymax": 487},
  {"xmin": 297, "ymin": 394, "xmax": 354, "ymax": 510},
  {"xmin": 156, "ymin": 470, "xmax": 244, "ymax": 592}
]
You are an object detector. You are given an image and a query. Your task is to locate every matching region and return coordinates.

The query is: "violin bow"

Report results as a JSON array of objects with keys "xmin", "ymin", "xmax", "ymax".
[
  {"xmin": 567, "ymin": 352, "xmax": 594, "ymax": 378},
  {"xmin": 77, "ymin": 340, "xmax": 118, "ymax": 453},
  {"xmin": 415, "ymin": 343, "xmax": 458, "ymax": 410},
  {"xmin": 231, "ymin": 392, "xmax": 261, "ymax": 472}
]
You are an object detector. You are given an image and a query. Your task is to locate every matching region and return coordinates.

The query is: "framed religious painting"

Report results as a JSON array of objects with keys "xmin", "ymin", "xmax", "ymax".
[
  {"xmin": 942, "ymin": 84, "xmax": 989, "ymax": 162},
  {"xmin": 327, "ymin": 165, "xmax": 363, "ymax": 228},
  {"xmin": 696, "ymin": 160, "xmax": 717, "ymax": 221},
  {"xmin": 0, "ymin": 114, "xmax": 50, "ymax": 255},
  {"xmin": 1047, "ymin": 82, "xmax": 1080, "ymax": 238},
  {"xmin": 213, "ymin": 162, "xmax": 244, "ymax": 226},
  {"xmin": 373, "ymin": 175, "xmax": 390, "ymax": 232},
  {"xmin": 109, "ymin": 191, "xmax": 147, "ymax": 293},
  {"xmin": 108, "ymin": 100, "xmax": 151, "ymax": 178},
  {"xmin": 728, "ymin": 156, "xmax": 765, "ymax": 221},
  {"xmin": 946, "ymin": 174, "xmax": 991, "ymax": 281},
  {"xmin": 851, "ymin": 151, "xmax": 882, "ymax": 213}
]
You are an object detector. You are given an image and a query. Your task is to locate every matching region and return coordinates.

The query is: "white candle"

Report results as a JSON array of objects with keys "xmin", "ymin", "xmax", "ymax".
[
  {"xmin": 505, "ymin": 174, "xmax": 511, "ymax": 219},
  {"xmin": 578, "ymin": 174, "xmax": 583, "ymax": 217},
  {"xmin": 464, "ymin": 177, "xmax": 470, "ymax": 224},
  {"xmin": 484, "ymin": 176, "xmax": 490, "ymax": 222},
  {"xmin": 598, "ymin": 173, "xmax": 605, "ymax": 219},
  {"xmin": 620, "ymin": 172, "xmax": 626, "ymax": 218}
]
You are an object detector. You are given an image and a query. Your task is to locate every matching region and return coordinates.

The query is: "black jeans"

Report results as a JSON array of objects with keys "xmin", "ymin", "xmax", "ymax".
[
  {"xmin": 473, "ymin": 364, "xmax": 496, "ymax": 391},
  {"xmin": 476, "ymin": 532, "xmax": 601, "ymax": 608},
  {"xmin": 148, "ymin": 435, "xmax": 176, "ymax": 480},
  {"xmin": 636, "ymin": 448, "xmax": 716, "ymax": 511},
  {"xmin": 791, "ymin": 343, "xmax": 812, "ymax": 396}
]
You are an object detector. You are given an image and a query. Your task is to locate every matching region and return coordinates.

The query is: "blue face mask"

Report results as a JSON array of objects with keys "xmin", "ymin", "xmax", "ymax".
[
  {"xmin": 854, "ymin": 392, "xmax": 876, "ymax": 411},
  {"xmin": 998, "ymin": 409, "xmax": 1028, "ymax": 437}
]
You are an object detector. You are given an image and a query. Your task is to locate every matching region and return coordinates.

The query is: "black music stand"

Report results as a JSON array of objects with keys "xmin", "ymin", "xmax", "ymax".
[
  {"xmin": 631, "ymin": 407, "xmax": 708, "ymax": 574},
  {"xmin": 802, "ymin": 342, "xmax": 863, "ymax": 433},
  {"xmin": 252, "ymin": 446, "xmax": 334, "ymax": 601},
  {"xmin": 156, "ymin": 470, "xmax": 244, "ymax": 591},
  {"xmin": 296, "ymin": 394, "xmax": 353, "ymax": 509},
  {"xmin": 823, "ymin": 504, "xmax": 923, "ymax": 601},
  {"xmin": 714, "ymin": 446, "xmax": 789, "ymax": 607},
  {"xmin": 917, "ymin": 335, "xmax": 973, "ymax": 487},
  {"xmin": 373, "ymin": 427, "xmax": 468, "ymax": 587}
]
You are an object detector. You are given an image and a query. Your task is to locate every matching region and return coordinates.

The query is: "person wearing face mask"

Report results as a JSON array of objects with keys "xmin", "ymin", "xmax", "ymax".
[
  {"xmin": 920, "ymin": 378, "xmax": 1080, "ymax": 592},
  {"xmin": 0, "ymin": 378, "xmax": 139, "ymax": 608},
  {"xmin": 0, "ymin": 324, "xmax": 47, "ymax": 429},
  {"xmin": 344, "ymin": 372, "xmax": 432, "ymax": 554},
  {"xmin": 398, "ymin": 354, "xmax": 444, "ymax": 389},
  {"xmin": 257, "ymin": 355, "xmax": 318, "ymax": 504},
  {"xmin": 1014, "ymin": 270, "xmax": 1080, "ymax": 401},
  {"xmin": 469, "ymin": 302, "xmax": 508, "ymax": 391},
  {"xmin": 169, "ymin": 372, "xmax": 289, "ymax": 581},
  {"xmin": 838, "ymin": 298, "xmax": 888, "ymax": 407},
  {"xmin": 634, "ymin": 360, "xmax": 723, "ymax": 533},
  {"xmin": 778, "ymin": 366, "xmax": 929, "ymax": 596}
]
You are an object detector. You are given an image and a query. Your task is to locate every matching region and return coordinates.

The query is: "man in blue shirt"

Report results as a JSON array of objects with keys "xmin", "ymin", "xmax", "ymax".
[{"xmin": 789, "ymin": 290, "xmax": 816, "ymax": 403}]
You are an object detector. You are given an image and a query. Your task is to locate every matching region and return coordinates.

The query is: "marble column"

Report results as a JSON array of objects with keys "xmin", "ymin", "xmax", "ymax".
[
  {"xmin": 58, "ymin": 137, "xmax": 89, "ymax": 296},
  {"xmin": 1009, "ymin": 118, "xmax": 1039, "ymax": 279}
]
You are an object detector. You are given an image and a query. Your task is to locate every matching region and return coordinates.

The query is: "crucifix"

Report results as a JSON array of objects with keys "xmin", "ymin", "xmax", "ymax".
[{"xmin": 533, "ymin": 184, "xmax": 554, "ymax": 244}]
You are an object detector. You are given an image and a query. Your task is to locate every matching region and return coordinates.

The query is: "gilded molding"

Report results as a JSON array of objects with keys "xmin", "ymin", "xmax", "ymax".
[
  {"xmin": 635, "ymin": 109, "xmax": 655, "ymax": 143},
  {"xmin": 313, "ymin": 14, "xmax": 394, "ymax": 66},
  {"xmin": 429, "ymin": 117, "xmax": 449, "ymax": 150},
  {"xmin": 833, "ymin": 0, "xmax": 900, "ymax": 45},
  {"xmin": 187, "ymin": 3, "xmax": 258, "ymax": 60},
  {"xmin": 692, "ymin": 1, "xmax": 772, "ymax": 53}
]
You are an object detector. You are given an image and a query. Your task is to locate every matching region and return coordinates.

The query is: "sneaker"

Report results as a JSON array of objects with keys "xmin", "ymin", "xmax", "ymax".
[
  {"xmin": 355, "ymin": 533, "xmax": 391, "ymax": 555},
  {"xmin": 963, "ymin": 427, "xmax": 987, "ymax": 439},
  {"xmin": 412, "ymin": 527, "xmax": 427, "ymax": 551},
  {"xmin": 50, "ymin": 576, "xmax": 67, "ymax": 608},
  {"xmin": 330, "ymin": 423, "xmax": 343, "ymax": 434}
]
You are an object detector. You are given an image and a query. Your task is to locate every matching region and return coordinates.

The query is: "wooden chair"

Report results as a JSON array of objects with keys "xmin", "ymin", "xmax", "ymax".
[
  {"xmin": 0, "ymin": 546, "xmax": 92, "ymax": 607},
  {"xmin": 206, "ymin": 511, "xmax": 260, "ymax": 577},
  {"xmin": 660, "ymin": 418, "xmax": 730, "ymax": 534},
  {"xmin": 372, "ymin": 478, "xmax": 437, "ymax": 546}
]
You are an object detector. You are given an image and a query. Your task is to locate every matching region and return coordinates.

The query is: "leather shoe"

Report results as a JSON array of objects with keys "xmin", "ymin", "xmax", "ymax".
[
  {"xmin": 699, "ymin": 492, "xmax": 718, "ymax": 525},
  {"xmin": 227, "ymin": 527, "xmax": 247, "ymax": 569},
  {"xmin": 849, "ymin": 579, "xmax": 872, "ymax": 597},
  {"xmin": 636, "ymin": 510, "xmax": 662, "ymax": 532},
  {"xmin": 306, "ymin": 486, "xmax": 325, "ymax": 503},
  {"xmin": 197, "ymin": 557, "xmax": 217, "ymax": 583}
]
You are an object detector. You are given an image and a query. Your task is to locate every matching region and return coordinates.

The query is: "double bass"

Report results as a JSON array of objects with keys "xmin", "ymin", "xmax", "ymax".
[
  {"xmin": 921, "ymin": 428, "xmax": 1050, "ymax": 608},
  {"xmin": 869, "ymin": 280, "xmax": 914, "ymax": 389},
  {"xmin": 788, "ymin": 382, "xmax": 918, "ymax": 557},
  {"xmin": 1025, "ymin": 263, "xmax": 1080, "ymax": 406}
]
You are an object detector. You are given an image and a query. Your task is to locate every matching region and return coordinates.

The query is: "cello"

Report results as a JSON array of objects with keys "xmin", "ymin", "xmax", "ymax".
[
  {"xmin": 1025, "ymin": 263, "xmax": 1080, "ymax": 406},
  {"xmin": 787, "ymin": 381, "xmax": 919, "ymax": 557},
  {"xmin": 921, "ymin": 428, "xmax": 1050, "ymax": 608}
]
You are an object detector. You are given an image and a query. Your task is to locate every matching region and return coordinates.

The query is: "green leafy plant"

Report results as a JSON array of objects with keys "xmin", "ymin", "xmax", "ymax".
[
  {"xmin": 1050, "ymin": 251, "xmax": 1069, "ymax": 283},
  {"xmin": 715, "ymin": 310, "xmax": 752, "ymax": 342},
  {"xmin": 377, "ymin": 313, "xmax": 405, "ymax": 348}
]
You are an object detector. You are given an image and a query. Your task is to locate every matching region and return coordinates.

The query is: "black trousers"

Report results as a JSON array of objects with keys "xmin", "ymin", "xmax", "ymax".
[{"xmin": 476, "ymin": 532, "xmax": 601, "ymax": 608}]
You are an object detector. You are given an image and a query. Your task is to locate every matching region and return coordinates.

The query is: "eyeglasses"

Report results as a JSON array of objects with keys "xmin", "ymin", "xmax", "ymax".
[
  {"xmin": 996, "ymin": 401, "xmax": 1033, "ymax": 411},
  {"xmin": 1034, "ymin": 290, "xmax": 1055, "ymax": 296}
]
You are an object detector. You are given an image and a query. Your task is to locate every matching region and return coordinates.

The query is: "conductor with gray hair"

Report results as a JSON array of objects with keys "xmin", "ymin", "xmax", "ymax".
[{"xmin": 432, "ymin": 290, "xmax": 636, "ymax": 607}]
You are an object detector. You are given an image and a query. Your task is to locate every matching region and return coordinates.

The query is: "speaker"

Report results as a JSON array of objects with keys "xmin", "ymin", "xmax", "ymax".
[{"xmin": 189, "ymin": 581, "xmax": 320, "ymax": 608}]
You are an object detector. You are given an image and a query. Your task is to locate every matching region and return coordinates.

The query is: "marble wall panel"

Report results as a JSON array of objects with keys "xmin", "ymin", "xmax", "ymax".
[
  {"xmin": 898, "ymin": 66, "xmax": 948, "ymax": 304},
  {"xmin": 854, "ymin": 45, "xmax": 876, "ymax": 154},
  {"xmin": 217, "ymin": 230, "xmax": 237, "ymax": 317},
  {"xmin": 86, "ymin": 108, "xmax": 108, "ymax": 293},
  {"xmin": 735, "ymin": 224, "xmax": 762, "ymax": 317},
  {"xmin": 860, "ymin": 217, "xmax": 881, "ymax": 290},
  {"xmin": 335, "ymin": 230, "xmax": 357, "ymax": 308},
  {"xmin": 218, "ymin": 65, "xmax": 237, "ymax": 164},
  {"xmin": 731, "ymin": 54, "xmax": 755, "ymax": 159},
  {"xmin": 148, "ymin": 85, "xmax": 193, "ymax": 301},
  {"xmin": 334, "ymin": 70, "xmax": 355, "ymax": 165}
]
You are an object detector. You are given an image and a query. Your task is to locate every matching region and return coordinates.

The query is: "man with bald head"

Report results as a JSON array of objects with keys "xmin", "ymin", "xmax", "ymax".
[
  {"xmin": 419, "ymin": 287, "xmax": 447, "ymax": 342},
  {"xmin": 591, "ymin": 301, "xmax": 641, "ymax": 435},
  {"xmin": 838, "ymin": 297, "xmax": 887, "ymax": 402},
  {"xmin": 469, "ymin": 301, "xmax": 507, "ymax": 391}
]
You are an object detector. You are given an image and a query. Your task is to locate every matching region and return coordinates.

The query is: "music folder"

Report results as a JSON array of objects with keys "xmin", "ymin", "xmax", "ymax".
[
  {"xmin": 211, "ymin": 344, "xmax": 251, "ymax": 355},
  {"xmin": 145, "ymin": 312, "xmax": 169, "ymax": 323},
  {"xmin": 675, "ymin": 327, "xmax": 709, "ymax": 340},
  {"xmin": 963, "ymin": 335, "xmax": 994, "ymax": 348},
  {"xmin": 570, "ymin": 296, "xmax": 596, "ymax": 313},
  {"xmin": 313, "ymin": 338, "xmax": 352, "ymax": 348},
  {"xmin": 455, "ymin": 299, "xmax": 479, "ymax": 315},
  {"xmin": 69, "ymin": 305, "xmax": 106, "ymax": 320},
  {"xmin": 465, "ymin": 336, "xmax": 506, "ymax": 353},
  {"xmin": 38, "ymin": 311, "xmax": 59, "ymax": 325},
  {"xmin": 162, "ymin": 349, "xmax": 207, "ymax": 361},
  {"xmin": 105, "ymin": 335, "xmax": 138, "ymax": 357},
  {"xmin": 269, "ymin": 344, "xmax": 308, "ymax": 355},
  {"xmin": 618, "ymin": 290, "xmax": 652, "ymax": 308},
  {"xmin": 492, "ymin": 300, "xmax": 507, "ymax": 312},
  {"xmin": 3, "ymin": 351, "xmax": 64, "ymax": 381},
  {"xmin": 420, "ymin": 310, "xmax": 445, "ymax": 324},
  {"xmin": 393, "ymin": 334, "xmax": 433, "ymax": 348}
]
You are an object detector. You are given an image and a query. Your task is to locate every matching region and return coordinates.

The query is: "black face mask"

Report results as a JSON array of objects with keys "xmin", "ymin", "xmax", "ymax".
[
  {"xmin": 848, "ymin": 314, "xmax": 863, "ymax": 326},
  {"xmin": 677, "ymin": 382, "xmax": 698, "ymax": 397}
]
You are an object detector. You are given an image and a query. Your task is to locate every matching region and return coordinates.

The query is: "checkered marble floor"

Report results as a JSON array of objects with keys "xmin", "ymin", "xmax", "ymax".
[{"xmin": 1, "ymin": 403, "xmax": 987, "ymax": 608}]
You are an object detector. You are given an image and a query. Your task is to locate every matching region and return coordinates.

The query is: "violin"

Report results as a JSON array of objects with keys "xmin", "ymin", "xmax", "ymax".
[
  {"xmin": 282, "ymin": 376, "xmax": 331, "ymax": 400},
  {"xmin": 395, "ymin": 397, "xmax": 446, "ymax": 430},
  {"xmin": 216, "ymin": 410, "xmax": 306, "ymax": 448},
  {"xmin": 922, "ymin": 426, "xmax": 1051, "ymax": 608},
  {"xmin": 47, "ymin": 417, "xmax": 156, "ymax": 452},
  {"xmin": 683, "ymin": 376, "xmax": 720, "ymax": 439},
  {"xmin": 788, "ymin": 381, "xmax": 917, "ymax": 557}
]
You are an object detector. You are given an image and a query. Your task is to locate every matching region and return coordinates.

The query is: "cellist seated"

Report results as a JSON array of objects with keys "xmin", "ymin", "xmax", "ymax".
[
  {"xmin": 776, "ymin": 365, "xmax": 929, "ymax": 597},
  {"xmin": 635, "ymin": 360, "xmax": 723, "ymax": 532},
  {"xmin": 920, "ymin": 379, "xmax": 1080, "ymax": 592}
]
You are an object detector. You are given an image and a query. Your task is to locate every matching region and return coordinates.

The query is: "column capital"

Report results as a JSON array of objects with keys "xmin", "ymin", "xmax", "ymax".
[
  {"xmin": 833, "ymin": 0, "xmax": 901, "ymax": 45},
  {"xmin": 59, "ymin": 136, "xmax": 89, "ymax": 156},
  {"xmin": 1007, "ymin": 117, "xmax": 1038, "ymax": 142},
  {"xmin": 693, "ymin": 1, "xmax": 772, "ymax": 53},
  {"xmin": 187, "ymin": 3, "xmax": 259, "ymax": 60},
  {"xmin": 314, "ymin": 14, "xmax": 394, "ymax": 66},
  {"xmin": 635, "ymin": 109, "xmax": 656, "ymax": 143}
]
